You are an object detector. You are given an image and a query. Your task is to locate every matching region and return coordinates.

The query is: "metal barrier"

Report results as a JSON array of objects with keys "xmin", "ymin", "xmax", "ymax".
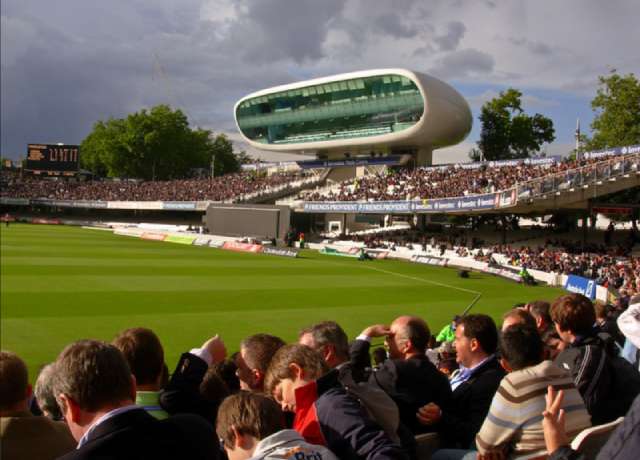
[{"xmin": 516, "ymin": 153, "xmax": 640, "ymax": 201}]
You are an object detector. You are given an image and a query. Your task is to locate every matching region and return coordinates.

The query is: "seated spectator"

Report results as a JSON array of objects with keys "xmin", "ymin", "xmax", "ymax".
[
  {"xmin": 1, "ymin": 351, "xmax": 76, "ymax": 460},
  {"xmin": 160, "ymin": 334, "xmax": 227, "ymax": 425},
  {"xmin": 53, "ymin": 340, "xmax": 220, "ymax": 460},
  {"xmin": 418, "ymin": 314, "xmax": 505, "ymax": 451},
  {"xmin": 299, "ymin": 321, "xmax": 402, "ymax": 446},
  {"xmin": 264, "ymin": 344, "xmax": 408, "ymax": 460},
  {"xmin": 299, "ymin": 321, "xmax": 351, "ymax": 370},
  {"xmin": 542, "ymin": 387, "xmax": 640, "ymax": 460},
  {"xmin": 212, "ymin": 356, "xmax": 241, "ymax": 393},
  {"xmin": 199, "ymin": 367, "xmax": 230, "ymax": 412},
  {"xmin": 350, "ymin": 316, "xmax": 452, "ymax": 434},
  {"xmin": 618, "ymin": 294, "xmax": 640, "ymax": 370},
  {"xmin": 474, "ymin": 324, "xmax": 591, "ymax": 459},
  {"xmin": 593, "ymin": 301, "xmax": 625, "ymax": 347},
  {"xmin": 216, "ymin": 391, "xmax": 339, "ymax": 460},
  {"xmin": 526, "ymin": 300, "xmax": 553, "ymax": 334},
  {"xmin": 235, "ymin": 334, "xmax": 285, "ymax": 392},
  {"xmin": 434, "ymin": 341, "xmax": 458, "ymax": 376},
  {"xmin": 501, "ymin": 307, "xmax": 537, "ymax": 331},
  {"xmin": 373, "ymin": 347, "xmax": 388, "ymax": 369},
  {"xmin": 435, "ymin": 316, "xmax": 460, "ymax": 344},
  {"xmin": 34, "ymin": 363, "xmax": 64, "ymax": 421},
  {"xmin": 112, "ymin": 327, "xmax": 169, "ymax": 419},
  {"xmin": 551, "ymin": 293, "xmax": 640, "ymax": 424}
]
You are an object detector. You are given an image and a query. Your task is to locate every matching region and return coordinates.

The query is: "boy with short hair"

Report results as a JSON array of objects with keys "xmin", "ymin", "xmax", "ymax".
[
  {"xmin": 216, "ymin": 391, "xmax": 338, "ymax": 460},
  {"xmin": 264, "ymin": 344, "xmax": 407, "ymax": 460}
]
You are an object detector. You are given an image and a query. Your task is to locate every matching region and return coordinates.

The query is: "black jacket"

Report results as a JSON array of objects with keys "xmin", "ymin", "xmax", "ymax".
[
  {"xmin": 554, "ymin": 331, "xmax": 640, "ymax": 424},
  {"xmin": 57, "ymin": 407, "xmax": 219, "ymax": 460},
  {"xmin": 350, "ymin": 339, "xmax": 452, "ymax": 434},
  {"xmin": 439, "ymin": 355, "xmax": 505, "ymax": 449},
  {"xmin": 159, "ymin": 352, "xmax": 222, "ymax": 425}
]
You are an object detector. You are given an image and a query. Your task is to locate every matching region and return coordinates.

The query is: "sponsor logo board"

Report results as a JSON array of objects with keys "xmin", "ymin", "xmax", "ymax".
[
  {"xmin": 162, "ymin": 202, "xmax": 197, "ymax": 211},
  {"xmin": 222, "ymin": 241, "xmax": 263, "ymax": 253},
  {"xmin": 564, "ymin": 275, "xmax": 597, "ymax": 299},
  {"xmin": 262, "ymin": 246, "xmax": 299, "ymax": 258},
  {"xmin": 164, "ymin": 235, "xmax": 196, "ymax": 245},
  {"xmin": 141, "ymin": 232, "xmax": 167, "ymax": 241}
]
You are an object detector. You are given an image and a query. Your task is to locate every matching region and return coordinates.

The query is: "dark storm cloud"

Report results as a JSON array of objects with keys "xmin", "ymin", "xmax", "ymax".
[
  {"xmin": 1, "ymin": 0, "xmax": 213, "ymax": 155},
  {"xmin": 374, "ymin": 13, "xmax": 420, "ymax": 39},
  {"xmin": 1, "ymin": 0, "xmax": 338, "ymax": 156},
  {"xmin": 220, "ymin": 0, "xmax": 347, "ymax": 64},
  {"xmin": 434, "ymin": 21, "xmax": 466, "ymax": 52}
]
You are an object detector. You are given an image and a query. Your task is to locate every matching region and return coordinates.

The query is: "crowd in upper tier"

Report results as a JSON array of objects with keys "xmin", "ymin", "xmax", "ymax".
[
  {"xmin": 0, "ymin": 170, "xmax": 311, "ymax": 202},
  {"xmin": 2, "ymin": 152, "xmax": 637, "ymax": 204},
  {"xmin": 302, "ymin": 153, "xmax": 638, "ymax": 202},
  {"xmin": 2, "ymin": 292, "xmax": 640, "ymax": 460}
]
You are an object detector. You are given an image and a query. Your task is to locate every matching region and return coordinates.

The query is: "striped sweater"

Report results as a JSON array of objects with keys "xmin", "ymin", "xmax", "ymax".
[{"xmin": 475, "ymin": 360, "xmax": 591, "ymax": 460}]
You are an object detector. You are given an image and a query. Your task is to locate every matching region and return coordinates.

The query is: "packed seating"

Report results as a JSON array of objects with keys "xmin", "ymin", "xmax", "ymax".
[
  {"xmin": 2, "ymin": 292, "xmax": 639, "ymax": 460},
  {"xmin": 477, "ymin": 244, "xmax": 640, "ymax": 297},
  {"xmin": 302, "ymin": 153, "xmax": 638, "ymax": 202},
  {"xmin": 0, "ymin": 170, "xmax": 312, "ymax": 202},
  {"xmin": 343, "ymin": 226, "xmax": 640, "ymax": 298}
]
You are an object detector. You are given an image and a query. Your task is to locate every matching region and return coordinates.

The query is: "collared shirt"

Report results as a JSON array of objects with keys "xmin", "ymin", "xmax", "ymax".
[
  {"xmin": 450, "ymin": 354, "xmax": 495, "ymax": 391},
  {"xmin": 77, "ymin": 404, "xmax": 139, "ymax": 448},
  {"xmin": 135, "ymin": 391, "xmax": 168, "ymax": 420}
]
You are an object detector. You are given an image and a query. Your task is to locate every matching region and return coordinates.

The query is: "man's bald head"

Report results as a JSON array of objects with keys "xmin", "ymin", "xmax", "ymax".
[{"xmin": 390, "ymin": 316, "xmax": 430, "ymax": 355}]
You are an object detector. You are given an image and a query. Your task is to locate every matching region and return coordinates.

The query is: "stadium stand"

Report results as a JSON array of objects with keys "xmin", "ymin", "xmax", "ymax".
[
  {"xmin": 301, "ymin": 153, "xmax": 638, "ymax": 202},
  {"xmin": 0, "ymin": 170, "xmax": 317, "ymax": 203},
  {"xmin": 2, "ymin": 290, "xmax": 640, "ymax": 459}
]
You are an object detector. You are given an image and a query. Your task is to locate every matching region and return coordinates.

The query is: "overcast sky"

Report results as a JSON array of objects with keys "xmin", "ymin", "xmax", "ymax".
[{"xmin": 2, "ymin": 0, "xmax": 639, "ymax": 163}]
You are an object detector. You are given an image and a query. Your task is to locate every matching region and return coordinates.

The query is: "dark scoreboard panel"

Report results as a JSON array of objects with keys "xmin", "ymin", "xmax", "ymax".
[{"xmin": 26, "ymin": 144, "xmax": 80, "ymax": 172}]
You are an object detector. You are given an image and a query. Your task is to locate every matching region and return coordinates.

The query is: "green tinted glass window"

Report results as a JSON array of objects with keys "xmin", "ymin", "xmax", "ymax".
[{"xmin": 236, "ymin": 74, "xmax": 424, "ymax": 145}]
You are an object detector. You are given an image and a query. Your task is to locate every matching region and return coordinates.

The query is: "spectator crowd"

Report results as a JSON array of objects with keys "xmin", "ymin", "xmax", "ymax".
[
  {"xmin": 477, "ymin": 243, "xmax": 640, "ymax": 298},
  {"xmin": 302, "ymin": 153, "xmax": 638, "ymax": 202},
  {"xmin": 0, "ymin": 170, "xmax": 311, "ymax": 203},
  {"xmin": 2, "ymin": 292, "xmax": 640, "ymax": 460},
  {"xmin": 2, "ymin": 152, "xmax": 636, "ymax": 205}
]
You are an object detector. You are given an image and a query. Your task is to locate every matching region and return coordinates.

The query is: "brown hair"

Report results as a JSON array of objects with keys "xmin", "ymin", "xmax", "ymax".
[
  {"xmin": 112, "ymin": 328, "xmax": 164, "ymax": 387},
  {"xmin": 0, "ymin": 351, "xmax": 28, "ymax": 410},
  {"xmin": 528, "ymin": 300, "xmax": 551, "ymax": 325},
  {"xmin": 240, "ymin": 334, "xmax": 286, "ymax": 373},
  {"xmin": 200, "ymin": 367, "xmax": 230, "ymax": 403},
  {"xmin": 264, "ymin": 345, "xmax": 327, "ymax": 395},
  {"xmin": 593, "ymin": 301, "xmax": 609, "ymax": 320},
  {"xmin": 53, "ymin": 340, "xmax": 133, "ymax": 412},
  {"xmin": 550, "ymin": 294, "xmax": 596, "ymax": 335},
  {"xmin": 216, "ymin": 391, "xmax": 284, "ymax": 448}
]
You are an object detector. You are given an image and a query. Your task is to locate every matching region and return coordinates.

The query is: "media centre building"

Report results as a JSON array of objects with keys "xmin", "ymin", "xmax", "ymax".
[{"xmin": 234, "ymin": 68, "xmax": 472, "ymax": 166}]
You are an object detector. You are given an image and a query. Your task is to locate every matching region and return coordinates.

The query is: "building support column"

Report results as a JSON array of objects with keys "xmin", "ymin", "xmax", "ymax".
[{"xmin": 415, "ymin": 147, "xmax": 433, "ymax": 167}]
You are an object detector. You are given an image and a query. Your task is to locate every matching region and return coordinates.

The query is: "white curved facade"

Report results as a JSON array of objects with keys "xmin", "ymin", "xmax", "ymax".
[{"xmin": 234, "ymin": 69, "xmax": 472, "ymax": 161}]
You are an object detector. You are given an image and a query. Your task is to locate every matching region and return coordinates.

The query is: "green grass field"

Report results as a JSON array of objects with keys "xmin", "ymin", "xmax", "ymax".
[{"xmin": 1, "ymin": 224, "xmax": 563, "ymax": 380}]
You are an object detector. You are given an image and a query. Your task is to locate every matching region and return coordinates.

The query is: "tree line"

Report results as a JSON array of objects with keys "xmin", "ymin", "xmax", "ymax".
[
  {"xmin": 76, "ymin": 72, "xmax": 639, "ymax": 180},
  {"xmin": 470, "ymin": 71, "xmax": 639, "ymax": 161},
  {"xmin": 80, "ymin": 105, "xmax": 244, "ymax": 180}
]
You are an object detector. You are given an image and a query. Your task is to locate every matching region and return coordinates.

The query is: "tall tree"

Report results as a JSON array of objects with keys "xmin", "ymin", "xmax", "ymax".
[
  {"xmin": 585, "ymin": 72, "xmax": 640, "ymax": 150},
  {"xmin": 80, "ymin": 105, "xmax": 241, "ymax": 179},
  {"xmin": 471, "ymin": 88, "xmax": 555, "ymax": 161}
]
